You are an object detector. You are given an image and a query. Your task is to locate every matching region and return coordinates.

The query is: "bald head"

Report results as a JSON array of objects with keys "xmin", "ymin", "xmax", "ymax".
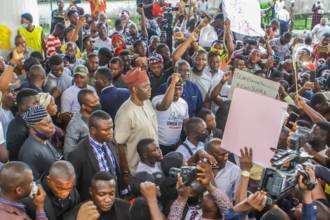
[
  {"xmin": 48, "ymin": 161, "xmax": 76, "ymax": 181},
  {"xmin": 0, "ymin": 161, "xmax": 32, "ymax": 194}
]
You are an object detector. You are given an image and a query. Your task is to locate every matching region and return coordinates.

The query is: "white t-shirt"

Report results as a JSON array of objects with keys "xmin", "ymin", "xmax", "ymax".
[
  {"xmin": 135, "ymin": 162, "xmax": 162, "ymax": 175},
  {"xmin": 152, "ymin": 95, "xmax": 189, "ymax": 146},
  {"xmin": 0, "ymin": 122, "xmax": 5, "ymax": 144},
  {"xmin": 277, "ymin": 8, "xmax": 290, "ymax": 22},
  {"xmin": 312, "ymin": 24, "xmax": 330, "ymax": 43},
  {"xmin": 94, "ymin": 37, "xmax": 113, "ymax": 51}
]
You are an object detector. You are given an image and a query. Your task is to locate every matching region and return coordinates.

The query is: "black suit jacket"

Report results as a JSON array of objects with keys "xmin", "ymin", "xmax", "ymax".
[
  {"xmin": 67, "ymin": 137, "xmax": 121, "ymax": 201},
  {"xmin": 63, "ymin": 198, "xmax": 130, "ymax": 220}
]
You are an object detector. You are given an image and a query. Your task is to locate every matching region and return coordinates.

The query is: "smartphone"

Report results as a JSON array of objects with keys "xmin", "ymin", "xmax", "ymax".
[{"xmin": 286, "ymin": 112, "xmax": 299, "ymax": 129}]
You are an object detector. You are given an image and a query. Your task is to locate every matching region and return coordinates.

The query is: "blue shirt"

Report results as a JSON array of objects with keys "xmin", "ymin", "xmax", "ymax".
[
  {"xmin": 157, "ymin": 80, "xmax": 203, "ymax": 117},
  {"xmin": 100, "ymin": 85, "xmax": 130, "ymax": 120},
  {"xmin": 89, "ymin": 136, "xmax": 117, "ymax": 176},
  {"xmin": 124, "ymin": 31, "xmax": 148, "ymax": 46}
]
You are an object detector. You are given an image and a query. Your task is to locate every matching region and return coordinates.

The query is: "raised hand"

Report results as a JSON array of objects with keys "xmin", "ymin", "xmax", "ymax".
[{"xmin": 239, "ymin": 147, "xmax": 253, "ymax": 171}]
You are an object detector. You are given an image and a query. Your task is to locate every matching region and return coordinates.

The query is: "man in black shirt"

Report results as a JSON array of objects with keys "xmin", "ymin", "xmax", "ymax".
[
  {"xmin": 64, "ymin": 172, "xmax": 129, "ymax": 220},
  {"xmin": 6, "ymin": 89, "xmax": 39, "ymax": 161},
  {"xmin": 23, "ymin": 161, "xmax": 80, "ymax": 220}
]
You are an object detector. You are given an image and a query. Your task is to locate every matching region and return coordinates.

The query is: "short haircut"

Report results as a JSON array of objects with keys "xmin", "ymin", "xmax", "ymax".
[
  {"xmin": 155, "ymin": 43, "xmax": 168, "ymax": 54},
  {"xmin": 137, "ymin": 138, "xmax": 155, "ymax": 158},
  {"xmin": 67, "ymin": 9, "xmax": 78, "ymax": 18},
  {"xmin": 96, "ymin": 67, "xmax": 113, "ymax": 83},
  {"xmin": 30, "ymin": 51, "xmax": 44, "ymax": 61},
  {"xmin": 23, "ymin": 57, "xmax": 40, "ymax": 72},
  {"xmin": 48, "ymin": 161, "xmax": 76, "ymax": 180},
  {"xmin": 29, "ymin": 64, "xmax": 45, "ymax": 83},
  {"xmin": 198, "ymin": 108, "xmax": 213, "ymax": 121},
  {"xmin": 98, "ymin": 47, "xmax": 113, "ymax": 59},
  {"xmin": 283, "ymin": 32, "xmax": 292, "ymax": 40},
  {"xmin": 133, "ymin": 39, "xmax": 144, "ymax": 48},
  {"xmin": 206, "ymin": 138, "xmax": 222, "ymax": 152},
  {"xmin": 110, "ymin": 57, "xmax": 123, "ymax": 65},
  {"xmin": 16, "ymin": 88, "xmax": 38, "ymax": 105},
  {"xmin": 89, "ymin": 110, "xmax": 111, "ymax": 129},
  {"xmin": 310, "ymin": 93, "xmax": 327, "ymax": 107},
  {"xmin": 175, "ymin": 59, "xmax": 190, "ymax": 69},
  {"xmin": 91, "ymin": 171, "xmax": 115, "ymax": 188},
  {"xmin": 83, "ymin": 35, "xmax": 91, "ymax": 45},
  {"xmin": 119, "ymin": 50, "xmax": 130, "ymax": 57},
  {"xmin": 49, "ymin": 55, "xmax": 63, "ymax": 66},
  {"xmin": 0, "ymin": 161, "xmax": 31, "ymax": 193},
  {"xmin": 208, "ymin": 51, "xmax": 220, "ymax": 60},
  {"xmin": 88, "ymin": 52, "xmax": 98, "ymax": 60},
  {"xmin": 322, "ymin": 32, "xmax": 330, "ymax": 39},
  {"xmin": 184, "ymin": 117, "xmax": 204, "ymax": 134},
  {"xmin": 192, "ymin": 50, "xmax": 207, "ymax": 61},
  {"xmin": 77, "ymin": 88, "xmax": 95, "ymax": 106},
  {"xmin": 129, "ymin": 197, "xmax": 151, "ymax": 220}
]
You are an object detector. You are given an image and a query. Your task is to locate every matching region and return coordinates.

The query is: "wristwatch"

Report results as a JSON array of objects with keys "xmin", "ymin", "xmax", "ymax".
[{"xmin": 241, "ymin": 170, "xmax": 250, "ymax": 177}]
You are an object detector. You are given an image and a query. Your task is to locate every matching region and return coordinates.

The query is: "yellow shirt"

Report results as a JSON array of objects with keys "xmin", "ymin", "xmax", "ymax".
[{"xmin": 18, "ymin": 26, "xmax": 43, "ymax": 53}]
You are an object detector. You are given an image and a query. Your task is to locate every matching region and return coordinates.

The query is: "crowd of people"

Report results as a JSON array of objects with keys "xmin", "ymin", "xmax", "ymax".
[{"xmin": 0, "ymin": 0, "xmax": 329, "ymax": 219}]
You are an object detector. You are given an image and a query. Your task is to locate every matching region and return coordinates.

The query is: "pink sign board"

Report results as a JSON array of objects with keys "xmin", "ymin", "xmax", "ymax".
[{"xmin": 222, "ymin": 88, "xmax": 288, "ymax": 166}]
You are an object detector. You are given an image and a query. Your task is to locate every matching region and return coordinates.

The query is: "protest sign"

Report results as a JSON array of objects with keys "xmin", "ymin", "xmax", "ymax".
[
  {"xmin": 229, "ymin": 69, "xmax": 280, "ymax": 99},
  {"xmin": 222, "ymin": 0, "xmax": 265, "ymax": 36},
  {"xmin": 222, "ymin": 88, "xmax": 288, "ymax": 166}
]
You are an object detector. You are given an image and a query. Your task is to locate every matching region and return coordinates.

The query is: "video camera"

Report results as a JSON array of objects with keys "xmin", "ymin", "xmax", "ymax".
[
  {"xmin": 288, "ymin": 125, "xmax": 315, "ymax": 150},
  {"xmin": 260, "ymin": 125, "xmax": 316, "ymax": 204},
  {"xmin": 169, "ymin": 166, "xmax": 197, "ymax": 185}
]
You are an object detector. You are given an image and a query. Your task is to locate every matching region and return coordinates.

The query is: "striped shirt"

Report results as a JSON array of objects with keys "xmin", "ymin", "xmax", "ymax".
[{"xmin": 46, "ymin": 35, "xmax": 61, "ymax": 57}]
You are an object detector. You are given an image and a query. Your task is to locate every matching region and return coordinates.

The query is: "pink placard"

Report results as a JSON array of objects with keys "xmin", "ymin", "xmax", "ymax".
[{"xmin": 222, "ymin": 88, "xmax": 288, "ymax": 166}]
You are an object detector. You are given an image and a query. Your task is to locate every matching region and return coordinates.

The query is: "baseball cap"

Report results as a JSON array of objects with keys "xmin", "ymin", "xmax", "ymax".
[{"xmin": 73, "ymin": 65, "xmax": 88, "ymax": 77}]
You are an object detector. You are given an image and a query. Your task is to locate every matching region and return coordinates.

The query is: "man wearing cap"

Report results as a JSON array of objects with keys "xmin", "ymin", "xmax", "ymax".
[
  {"xmin": 61, "ymin": 65, "xmax": 96, "ymax": 113},
  {"xmin": 18, "ymin": 105, "xmax": 62, "ymax": 180},
  {"xmin": 148, "ymin": 53, "xmax": 166, "ymax": 98},
  {"xmin": 19, "ymin": 13, "xmax": 46, "ymax": 55},
  {"xmin": 115, "ymin": 67, "xmax": 158, "ymax": 185}
]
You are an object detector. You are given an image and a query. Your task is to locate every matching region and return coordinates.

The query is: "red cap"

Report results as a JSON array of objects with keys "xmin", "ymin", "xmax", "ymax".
[
  {"xmin": 306, "ymin": 63, "xmax": 317, "ymax": 71},
  {"xmin": 123, "ymin": 67, "xmax": 149, "ymax": 88}
]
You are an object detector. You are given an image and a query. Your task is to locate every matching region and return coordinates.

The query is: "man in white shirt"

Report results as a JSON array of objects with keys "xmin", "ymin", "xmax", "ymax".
[
  {"xmin": 176, "ymin": 117, "xmax": 208, "ymax": 161},
  {"xmin": 312, "ymin": 17, "xmax": 330, "ymax": 43},
  {"xmin": 135, "ymin": 138, "xmax": 163, "ymax": 174},
  {"xmin": 93, "ymin": 22, "xmax": 112, "ymax": 51},
  {"xmin": 152, "ymin": 73, "xmax": 189, "ymax": 155},
  {"xmin": 61, "ymin": 65, "xmax": 95, "ymax": 113},
  {"xmin": 198, "ymin": 52, "xmax": 224, "ymax": 100},
  {"xmin": 277, "ymin": 7, "xmax": 290, "ymax": 34},
  {"xmin": 206, "ymin": 138, "xmax": 240, "ymax": 201}
]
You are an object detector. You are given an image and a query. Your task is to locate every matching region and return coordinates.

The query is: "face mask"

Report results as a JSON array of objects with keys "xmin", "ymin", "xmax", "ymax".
[
  {"xmin": 91, "ymin": 104, "xmax": 101, "ymax": 113},
  {"xmin": 198, "ymin": 132, "xmax": 209, "ymax": 142},
  {"xmin": 29, "ymin": 182, "xmax": 38, "ymax": 199},
  {"xmin": 22, "ymin": 23, "xmax": 29, "ymax": 28},
  {"xmin": 33, "ymin": 128, "xmax": 51, "ymax": 140}
]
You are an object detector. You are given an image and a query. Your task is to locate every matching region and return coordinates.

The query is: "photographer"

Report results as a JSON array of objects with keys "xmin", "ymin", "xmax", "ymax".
[{"xmin": 167, "ymin": 162, "xmax": 232, "ymax": 219}]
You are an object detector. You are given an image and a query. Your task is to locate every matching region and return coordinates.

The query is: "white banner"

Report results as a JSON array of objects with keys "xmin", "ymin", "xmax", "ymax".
[{"xmin": 223, "ymin": 0, "xmax": 265, "ymax": 37}]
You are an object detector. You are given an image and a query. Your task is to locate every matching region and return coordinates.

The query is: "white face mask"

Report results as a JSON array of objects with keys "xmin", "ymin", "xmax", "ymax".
[
  {"xmin": 29, "ymin": 182, "xmax": 38, "ymax": 199},
  {"xmin": 22, "ymin": 23, "xmax": 29, "ymax": 28}
]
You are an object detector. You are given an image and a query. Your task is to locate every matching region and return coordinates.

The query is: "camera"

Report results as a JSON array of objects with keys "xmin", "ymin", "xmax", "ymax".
[
  {"xmin": 260, "ymin": 147, "xmax": 315, "ymax": 204},
  {"xmin": 288, "ymin": 125, "xmax": 315, "ymax": 150},
  {"xmin": 169, "ymin": 166, "xmax": 197, "ymax": 185}
]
